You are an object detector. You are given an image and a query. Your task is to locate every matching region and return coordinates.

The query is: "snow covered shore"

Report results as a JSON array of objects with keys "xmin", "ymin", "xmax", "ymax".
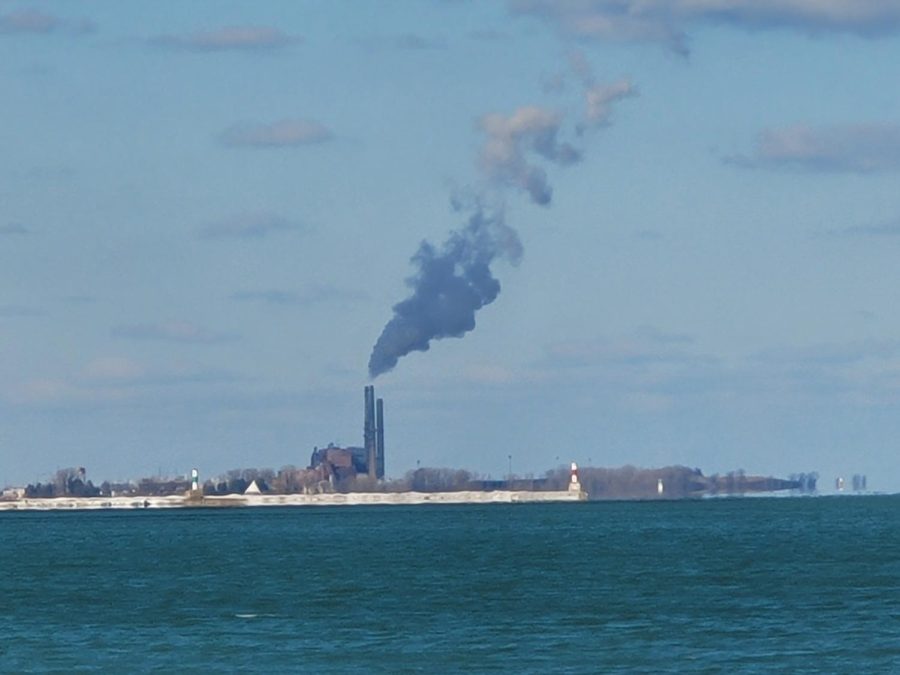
[{"xmin": 0, "ymin": 490, "xmax": 585, "ymax": 511}]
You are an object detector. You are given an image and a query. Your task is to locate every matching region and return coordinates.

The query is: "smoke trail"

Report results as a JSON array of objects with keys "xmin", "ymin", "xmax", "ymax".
[
  {"xmin": 479, "ymin": 105, "xmax": 580, "ymax": 205},
  {"xmin": 368, "ymin": 56, "xmax": 635, "ymax": 378},
  {"xmin": 368, "ymin": 206, "xmax": 521, "ymax": 379}
]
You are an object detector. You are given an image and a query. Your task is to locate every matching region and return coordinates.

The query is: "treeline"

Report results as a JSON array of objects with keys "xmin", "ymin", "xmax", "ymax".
[
  {"xmin": 23, "ymin": 469, "xmax": 193, "ymax": 498},
  {"xmin": 25, "ymin": 468, "xmax": 100, "ymax": 498},
  {"xmin": 202, "ymin": 466, "xmax": 482, "ymax": 494},
  {"xmin": 17, "ymin": 464, "xmax": 816, "ymax": 500},
  {"xmin": 542, "ymin": 465, "xmax": 817, "ymax": 500},
  {"xmin": 202, "ymin": 466, "xmax": 483, "ymax": 495},
  {"xmin": 542, "ymin": 465, "xmax": 708, "ymax": 499}
]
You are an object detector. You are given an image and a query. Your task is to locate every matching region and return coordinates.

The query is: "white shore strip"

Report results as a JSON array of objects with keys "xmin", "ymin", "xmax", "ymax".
[{"xmin": 0, "ymin": 490, "xmax": 585, "ymax": 511}]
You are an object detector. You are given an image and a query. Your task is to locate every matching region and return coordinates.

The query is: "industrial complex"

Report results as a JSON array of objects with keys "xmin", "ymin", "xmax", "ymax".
[
  {"xmin": 0, "ymin": 384, "xmax": 823, "ymax": 511},
  {"xmin": 308, "ymin": 385, "xmax": 386, "ymax": 484}
]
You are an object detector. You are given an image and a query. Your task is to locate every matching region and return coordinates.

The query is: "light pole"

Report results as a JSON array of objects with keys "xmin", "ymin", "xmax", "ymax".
[{"xmin": 507, "ymin": 454, "xmax": 512, "ymax": 481}]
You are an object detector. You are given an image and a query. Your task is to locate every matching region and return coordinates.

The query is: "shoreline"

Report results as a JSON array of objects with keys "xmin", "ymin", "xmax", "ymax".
[{"xmin": 0, "ymin": 489, "xmax": 586, "ymax": 511}]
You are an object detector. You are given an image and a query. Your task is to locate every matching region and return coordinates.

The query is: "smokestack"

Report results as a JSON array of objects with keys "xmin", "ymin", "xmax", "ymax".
[
  {"xmin": 376, "ymin": 397, "xmax": 385, "ymax": 479},
  {"xmin": 364, "ymin": 385, "xmax": 377, "ymax": 480},
  {"xmin": 363, "ymin": 385, "xmax": 371, "ymax": 448}
]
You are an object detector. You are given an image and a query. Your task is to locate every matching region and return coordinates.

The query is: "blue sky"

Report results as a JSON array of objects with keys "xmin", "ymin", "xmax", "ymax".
[{"xmin": 4, "ymin": 0, "xmax": 900, "ymax": 491}]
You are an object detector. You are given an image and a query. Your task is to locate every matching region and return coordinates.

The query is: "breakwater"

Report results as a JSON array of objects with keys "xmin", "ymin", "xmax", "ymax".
[{"xmin": 0, "ymin": 489, "xmax": 585, "ymax": 511}]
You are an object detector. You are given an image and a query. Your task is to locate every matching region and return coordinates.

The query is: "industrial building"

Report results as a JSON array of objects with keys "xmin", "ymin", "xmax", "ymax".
[{"xmin": 309, "ymin": 385, "xmax": 385, "ymax": 484}]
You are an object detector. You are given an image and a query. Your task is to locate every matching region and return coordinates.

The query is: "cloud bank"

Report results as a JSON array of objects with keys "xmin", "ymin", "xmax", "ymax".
[
  {"xmin": 111, "ymin": 321, "xmax": 234, "ymax": 344},
  {"xmin": 198, "ymin": 212, "xmax": 303, "ymax": 240},
  {"xmin": 0, "ymin": 9, "xmax": 94, "ymax": 36},
  {"xmin": 232, "ymin": 285, "xmax": 368, "ymax": 306},
  {"xmin": 510, "ymin": 0, "xmax": 900, "ymax": 53},
  {"xmin": 730, "ymin": 123, "xmax": 900, "ymax": 172},
  {"xmin": 0, "ymin": 223, "xmax": 29, "ymax": 235},
  {"xmin": 834, "ymin": 220, "xmax": 900, "ymax": 237},
  {"xmin": 152, "ymin": 26, "xmax": 299, "ymax": 51},
  {"xmin": 357, "ymin": 33, "xmax": 447, "ymax": 51},
  {"xmin": 0, "ymin": 304, "xmax": 43, "ymax": 318},
  {"xmin": 220, "ymin": 119, "xmax": 333, "ymax": 148}
]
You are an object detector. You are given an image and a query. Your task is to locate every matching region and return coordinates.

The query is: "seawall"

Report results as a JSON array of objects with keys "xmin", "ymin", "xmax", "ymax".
[{"xmin": 0, "ymin": 490, "xmax": 586, "ymax": 511}]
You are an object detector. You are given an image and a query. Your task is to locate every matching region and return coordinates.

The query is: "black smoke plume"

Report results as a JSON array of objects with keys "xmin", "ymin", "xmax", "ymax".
[
  {"xmin": 368, "ymin": 206, "xmax": 521, "ymax": 379},
  {"xmin": 368, "ymin": 60, "xmax": 635, "ymax": 378}
]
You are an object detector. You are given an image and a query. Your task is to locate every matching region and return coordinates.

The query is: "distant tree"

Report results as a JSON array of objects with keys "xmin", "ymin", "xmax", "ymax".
[
  {"xmin": 25, "ymin": 482, "xmax": 54, "ymax": 498},
  {"xmin": 226, "ymin": 478, "xmax": 249, "ymax": 494},
  {"xmin": 270, "ymin": 466, "xmax": 321, "ymax": 494},
  {"xmin": 53, "ymin": 468, "xmax": 79, "ymax": 496},
  {"xmin": 406, "ymin": 468, "xmax": 472, "ymax": 492},
  {"xmin": 346, "ymin": 474, "xmax": 379, "ymax": 493}
]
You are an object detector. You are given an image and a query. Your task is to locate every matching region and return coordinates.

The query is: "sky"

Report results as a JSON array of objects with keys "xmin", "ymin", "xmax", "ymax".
[{"xmin": 4, "ymin": 1, "xmax": 900, "ymax": 491}]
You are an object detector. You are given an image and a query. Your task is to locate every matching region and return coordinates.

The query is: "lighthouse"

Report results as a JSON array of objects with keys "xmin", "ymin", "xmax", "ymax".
[{"xmin": 569, "ymin": 462, "xmax": 582, "ymax": 493}]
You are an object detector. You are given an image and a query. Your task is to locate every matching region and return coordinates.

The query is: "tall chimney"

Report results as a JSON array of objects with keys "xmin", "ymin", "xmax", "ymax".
[
  {"xmin": 364, "ymin": 385, "xmax": 376, "ymax": 480},
  {"xmin": 376, "ymin": 397, "xmax": 385, "ymax": 479}
]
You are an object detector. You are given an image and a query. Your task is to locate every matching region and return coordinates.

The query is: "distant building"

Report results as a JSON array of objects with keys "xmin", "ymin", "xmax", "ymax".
[
  {"xmin": 309, "ymin": 444, "xmax": 368, "ymax": 485},
  {"xmin": 309, "ymin": 386, "xmax": 386, "ymax": 483},
  {"xmin": 244, "ymin": 480, "xmax": 267, "ymax": 495},
  {"xmin": 1, "ymin": 487, "xmax": 25, "ymax": 500}
]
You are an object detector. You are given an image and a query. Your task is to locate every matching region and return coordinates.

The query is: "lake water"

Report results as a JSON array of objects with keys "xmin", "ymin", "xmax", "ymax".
[{"xmin": 1, "ymin": 496, "xmax": 898, "ymax": 672}]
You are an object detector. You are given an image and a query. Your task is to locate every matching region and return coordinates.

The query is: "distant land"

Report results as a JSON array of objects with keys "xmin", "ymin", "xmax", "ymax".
[
  {"xmin": 0, "ymin": 463, "xmax": 819, "ymax": 511},
  {"xmin": 1, "ymin": 383, "xmax": 822, "ymax": 509}
]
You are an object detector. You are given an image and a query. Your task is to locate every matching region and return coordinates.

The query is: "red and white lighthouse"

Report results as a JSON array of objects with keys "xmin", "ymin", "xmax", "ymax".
[{"xmin": 569, "ymin": 462, "xmax": 581, "ymax": 492}]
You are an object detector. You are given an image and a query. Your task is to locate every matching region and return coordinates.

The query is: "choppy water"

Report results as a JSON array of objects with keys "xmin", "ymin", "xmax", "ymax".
[{"xmin": 1, "ymin": 496, "xmax": 898, "ymax": 672}]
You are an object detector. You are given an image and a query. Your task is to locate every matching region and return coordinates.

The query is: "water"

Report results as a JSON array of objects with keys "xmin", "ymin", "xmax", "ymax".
[{"xmin": 1, "ymin": 496, "xmax": 898, "ymax": 672}]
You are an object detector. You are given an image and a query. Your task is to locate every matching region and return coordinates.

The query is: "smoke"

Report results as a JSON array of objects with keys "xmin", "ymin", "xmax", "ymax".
[
  {"xmin": 368, "ymin": 53, "xmax": 636, "ymax": 378},
  {"xmin": 569, "ymin": 50, "xmax": 637, "ymax": 131},
  {"xmin": 368, "ymin": 206, "xmax": 522, "ymax": 378},
  {"xmin": 584, "ymin": 80, "xmax": 636, "ymax": 127},
  {"xmin": 479, "ymin": 105, "xmax": 581, "ymax": 205}
]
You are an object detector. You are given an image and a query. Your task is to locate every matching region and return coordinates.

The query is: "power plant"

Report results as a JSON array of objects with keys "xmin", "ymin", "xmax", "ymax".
[
  {"xmin": 364, "ymin": 385, "xmax": 386, "ymax": 480},
  {"xmin": 309, "ymin": 386, "xmax": 385, "ymax": 483}
]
